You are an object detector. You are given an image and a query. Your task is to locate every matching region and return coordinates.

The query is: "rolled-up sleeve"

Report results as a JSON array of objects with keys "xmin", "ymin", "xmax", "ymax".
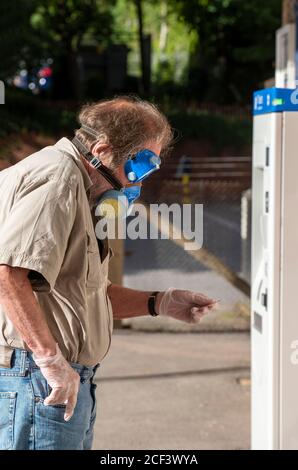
[{"xmin": 0, "ymin": 178, "xmax": 77, "ymax": 291}]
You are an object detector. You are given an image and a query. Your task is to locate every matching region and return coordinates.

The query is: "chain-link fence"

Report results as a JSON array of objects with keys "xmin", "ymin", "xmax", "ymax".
[{"xmin": 123, "ymin": 151, "xmax": 252, "ymax": 331}]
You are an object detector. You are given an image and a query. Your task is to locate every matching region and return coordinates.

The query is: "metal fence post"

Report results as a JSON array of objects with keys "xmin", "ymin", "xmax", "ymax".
[{"xmin": 241, "ymin": 188, "xmax": 252, "ymax": 284}]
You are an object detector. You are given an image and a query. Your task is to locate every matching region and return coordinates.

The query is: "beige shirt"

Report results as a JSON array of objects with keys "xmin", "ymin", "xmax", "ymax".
[{"xmin": 0, "ymin": 138, "xmax": 113, "ymax": 367}]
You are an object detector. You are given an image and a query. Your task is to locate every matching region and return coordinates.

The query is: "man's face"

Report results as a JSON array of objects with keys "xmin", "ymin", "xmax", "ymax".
[{"xmin": 87, "ymin": 141, "xmax": 162, "ymax": 203}]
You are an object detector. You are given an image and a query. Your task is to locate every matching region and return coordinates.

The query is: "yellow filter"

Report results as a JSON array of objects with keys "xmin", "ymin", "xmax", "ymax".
[{"xmin": 99, "ymin": 198, "xmax": 126, "ymax": 219}]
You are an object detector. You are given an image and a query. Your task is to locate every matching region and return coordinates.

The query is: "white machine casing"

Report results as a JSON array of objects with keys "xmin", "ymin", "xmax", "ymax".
[{"xmin": 252, "ymin": 94, "xmax": 298, "ymax": 449}]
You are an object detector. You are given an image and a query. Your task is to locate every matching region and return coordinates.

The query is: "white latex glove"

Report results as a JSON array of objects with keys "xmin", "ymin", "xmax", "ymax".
[
  {"xmin": 33, "ymin": 344, "xmax": 80, "ymax": 422},
  {"xmin": 155, "ymin": 288, "xmax": 219, "ymax": 324}
]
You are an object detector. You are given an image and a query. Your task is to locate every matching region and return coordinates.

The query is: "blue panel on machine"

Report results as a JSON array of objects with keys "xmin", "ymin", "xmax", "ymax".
[{"xmin": 253, "ymin": 87, "xmax": 298, "ymax": 115}]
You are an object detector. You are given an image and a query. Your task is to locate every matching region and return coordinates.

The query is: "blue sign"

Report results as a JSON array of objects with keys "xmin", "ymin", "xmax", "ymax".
[{"xmin": 253, "ymin": 87, "xmax": 298, "ymax": 115}]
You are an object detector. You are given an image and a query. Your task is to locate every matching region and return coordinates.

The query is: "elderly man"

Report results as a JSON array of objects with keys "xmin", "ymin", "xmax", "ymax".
[{"xmin": 0, "ymin": 97, "xmax": 217, "ymax": 450}]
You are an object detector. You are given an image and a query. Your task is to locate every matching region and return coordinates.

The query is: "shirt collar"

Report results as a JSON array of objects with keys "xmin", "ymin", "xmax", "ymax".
[{"xmin": 54, "ymin": 137, "xmax": 93, "ymax": 192}]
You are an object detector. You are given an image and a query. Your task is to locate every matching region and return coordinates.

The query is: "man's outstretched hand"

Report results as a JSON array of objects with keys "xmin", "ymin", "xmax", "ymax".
[{"xmin": 155, "ymin": 288, "xmax": 219, "ymax": 324}]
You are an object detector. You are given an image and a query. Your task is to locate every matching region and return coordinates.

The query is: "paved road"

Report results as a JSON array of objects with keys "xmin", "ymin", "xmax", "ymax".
[
  {"xmin": 122, "ymin": 199, "xmax": 249, "ymax": 332},
  {"xmin": 124, "ymin": 200, "xmax": 242, "ymax": 275},
  {"xmin": 92, "ymin": 331, "xmax": 250, "ymax": 450},
  {"xmin": 203, "ymin": 201, "xmax": 242, "ymax": 273}
]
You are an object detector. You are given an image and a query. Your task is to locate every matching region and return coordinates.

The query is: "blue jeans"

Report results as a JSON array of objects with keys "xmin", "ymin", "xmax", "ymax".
[{"xmin": 0, "ymin": 348, "xmax": 99, "ymax": 450}]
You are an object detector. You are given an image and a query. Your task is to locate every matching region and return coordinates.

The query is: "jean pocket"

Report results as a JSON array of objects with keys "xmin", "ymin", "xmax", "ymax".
[
  {"xmin": 0, "ymin": 392, "xmax": 17, "ymax": 450},
  {"xmin": 45, "ymin": 384, "xmax": 67, "ymax": 409},
  {"xmin": 44, "ymin": 401, "xmax": 67, "ymax": 409}
]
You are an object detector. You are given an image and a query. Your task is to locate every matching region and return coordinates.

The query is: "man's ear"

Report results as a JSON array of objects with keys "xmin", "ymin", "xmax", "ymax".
[{"xmin": 91, "ymin": 142, "xmax": 113, "ymax": 166}]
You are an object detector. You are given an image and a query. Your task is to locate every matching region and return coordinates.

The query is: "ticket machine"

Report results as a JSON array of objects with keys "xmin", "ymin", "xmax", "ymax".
[{"xmin": 252, "ymin": 87, "xmax": 298, "ymax": 449}]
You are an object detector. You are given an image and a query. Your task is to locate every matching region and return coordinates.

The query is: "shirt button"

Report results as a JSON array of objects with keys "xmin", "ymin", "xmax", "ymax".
[{"xmin": 35, "ymin": 396, "xmax": 41, "ymax": 403}]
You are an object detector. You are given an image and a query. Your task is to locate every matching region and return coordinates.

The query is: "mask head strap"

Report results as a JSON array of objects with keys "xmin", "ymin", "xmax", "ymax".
[
  {"xmin": 72, "ymin": 135, "xmax": 123, "ymax": 191},
  {"xmin": 81, "ymin": 123, "xmax": 100, "ymax": 139}
]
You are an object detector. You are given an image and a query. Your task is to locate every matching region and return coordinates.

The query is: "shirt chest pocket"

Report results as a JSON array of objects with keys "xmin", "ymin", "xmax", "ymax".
[{"xmin": 86, "ymin": 232, "xmax": 101, "ymax": 289}]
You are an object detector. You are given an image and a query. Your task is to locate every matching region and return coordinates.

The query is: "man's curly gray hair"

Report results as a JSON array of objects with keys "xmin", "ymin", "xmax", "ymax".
[{"xmin": 75, "ymin": 96, "xmax": 173, "ymax": 169}]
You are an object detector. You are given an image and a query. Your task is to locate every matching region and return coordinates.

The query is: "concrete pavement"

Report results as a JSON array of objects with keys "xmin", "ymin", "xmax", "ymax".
[{"xmin": 92, "ymin": 330, "xmax": 250, "ymax": 450}]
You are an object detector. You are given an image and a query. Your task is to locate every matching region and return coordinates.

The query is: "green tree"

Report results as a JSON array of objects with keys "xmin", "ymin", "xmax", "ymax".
[
  {"xmin": 110, "ymin": 0, "xmax": 196, "ymax": 92},
  {"xmin": 170, "ymin": 0, "xmax": 282, "ymax": 103},
  {"xmin": 31, "ymin": 0, "xmax": 115, "ymax": 99},
  {"xmin": 0, "ymin": 0, "xmax": 36, "ymax": 79}
]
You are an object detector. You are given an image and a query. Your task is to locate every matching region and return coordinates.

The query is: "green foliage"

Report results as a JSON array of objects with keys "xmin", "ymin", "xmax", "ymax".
[
  {"xmin": 29, "ymin": 0, "xmax": 115, "ymax": 99},
  {"xmin": 0, "ymin": 0, "xmax": 36, "ymax": 78},
  {"xmin": 111, "ymin": 0, "xmax": 196, "ymax": 84},
  {"xmin": 0, "ymin": 88, "xmax": 251, "ymax": 155},
  {"xmin": 169, "ymin": 0, "xmax": 282, "ymax": 103},
  {"xmin": 0, "ymin": 0, "xmax": 116, "ymax": 99},
  {"xmin": 168, "ymin": 111, "xmax": 252, "ymax": 152},
  {"xmin": 0, "ymin": 0, "xmax": 283, "ymax": 104},
  {"xmin": 0, "ymin": 0, "xmax": 276, "ymax": 148},
  {"xmin": 0, "ymin": 88, "xmax": 76, "ymax": 138},
  {"xmin": 111, "ymin": 0, "xmax": 281, "ymax": 103},
  {"xmin": 31, "ymin": 0, "xmax": 114, "ymax": 54}
]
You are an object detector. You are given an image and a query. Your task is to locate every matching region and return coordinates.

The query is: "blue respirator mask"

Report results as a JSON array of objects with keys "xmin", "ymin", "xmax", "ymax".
[{"xmin": 72, "ymin": 128, "xmax": 161, "ymax": 219}]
